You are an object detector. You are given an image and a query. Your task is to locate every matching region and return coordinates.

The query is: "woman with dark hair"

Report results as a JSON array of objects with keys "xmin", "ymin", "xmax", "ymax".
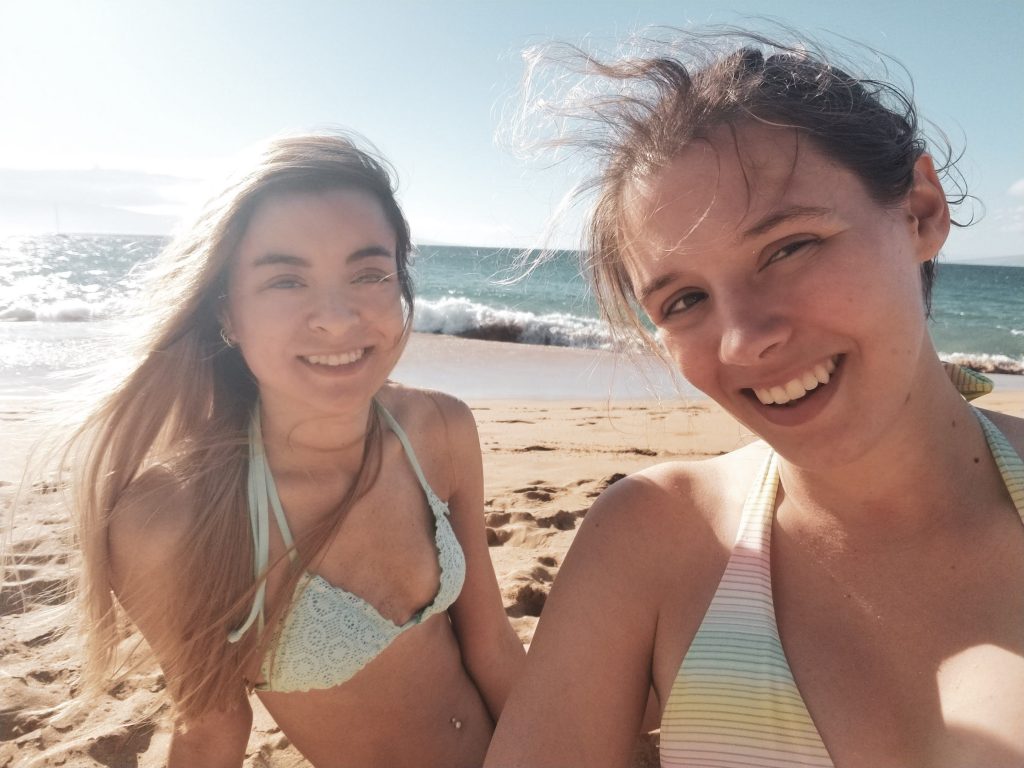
[
  {"xmin": 487, "ymin": 32, "xmax": 1024, "ymax": 767},
  {"xmin": 67, "ymin": 133, "xmax": 523, "ymax": 767}
]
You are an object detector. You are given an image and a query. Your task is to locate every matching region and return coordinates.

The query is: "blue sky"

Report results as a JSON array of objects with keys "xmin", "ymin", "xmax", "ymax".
[{"xmin": 2, "ymin": 0, "xmax": 1022, "ymax": 263}]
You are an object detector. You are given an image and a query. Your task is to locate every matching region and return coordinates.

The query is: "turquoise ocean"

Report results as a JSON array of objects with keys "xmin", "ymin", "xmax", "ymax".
[{"xmin": 1, "ymin": 234, "xmax": 1022, "ymax": 395}]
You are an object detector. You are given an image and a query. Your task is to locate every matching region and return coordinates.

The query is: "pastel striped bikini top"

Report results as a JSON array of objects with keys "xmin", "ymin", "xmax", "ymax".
[
  {"xmin": 227, "ymin": 401, "xmax": 467, "ymax": 693},
  {"xmin": 660, "ymin": 382, "xmax": 1024, "ymax": 766}
]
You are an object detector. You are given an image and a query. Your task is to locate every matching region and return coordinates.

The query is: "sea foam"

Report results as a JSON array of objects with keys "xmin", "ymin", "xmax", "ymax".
[
  {"xmin": 413, "ymin": 296, "xmax": 612, "ymax": 348},
  {"xmin": 0, "ymin": 299, "xmax": 105, "ymax": 322},
  {"xmin": 940, "ymin": 353, "xmax": 1024, "ymax": 375}
]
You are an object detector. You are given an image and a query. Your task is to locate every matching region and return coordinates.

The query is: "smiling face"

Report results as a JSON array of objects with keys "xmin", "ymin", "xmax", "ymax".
[
  {"xmin": 623, "ymin": 123, "xmax": 949, "ymax": 467},
  {"xmin": 224, "ymin": 188, "xmax": 407, "ymax": 424}
]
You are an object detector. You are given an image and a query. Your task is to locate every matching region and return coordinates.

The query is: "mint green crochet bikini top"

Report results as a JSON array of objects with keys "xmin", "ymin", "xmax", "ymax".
[{"xmin": 227, "ymin": 401, "xmax": 467, "ymax": 693}]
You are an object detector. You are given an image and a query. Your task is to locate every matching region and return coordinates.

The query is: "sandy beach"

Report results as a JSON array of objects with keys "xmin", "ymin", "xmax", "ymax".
[{"xmin": 3, "ymin": 334, "xmax": 1023, "ymax": 767}]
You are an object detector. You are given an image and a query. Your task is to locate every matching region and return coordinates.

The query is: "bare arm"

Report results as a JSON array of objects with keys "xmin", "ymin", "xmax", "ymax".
[
  {"xmin": 435, "ymin": 394, "xmax": 526, "ymax": 722},
  {"xmin": 108, "ymin": 470, "xmax": 253, "ymax": 767},
  {"xmin": 166, "ymin": 700, "xmax": 252, "ymax": 768},
  {"xmin": 483, "ymin": 475, "xmax": 669, "ymax": 768},
  {"xmin": 483, "ymin": 445, "xmax": 756, "ymax": 768}
]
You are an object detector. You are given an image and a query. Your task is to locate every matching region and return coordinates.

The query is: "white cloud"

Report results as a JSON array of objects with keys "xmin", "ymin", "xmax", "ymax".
[{"xmin": 1009, "ymin": 178, "xmax": 1024, "ymax": 197}]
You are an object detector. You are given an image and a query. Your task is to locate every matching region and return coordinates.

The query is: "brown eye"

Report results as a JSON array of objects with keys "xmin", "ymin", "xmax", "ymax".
[
  {"xmin": 664, "ymin": 290, "xmax": 708, "ymax": 317},
  {"xmin": 267, "ymin": 276, "xmax": 304, "ymax": 289},
  {"xmin": 353, "ymin": 269, "xmax": 394, "ymax": 284},
  {"xmin": 766, "ymin": 238, "xmax": 818, "ymax": 266}
]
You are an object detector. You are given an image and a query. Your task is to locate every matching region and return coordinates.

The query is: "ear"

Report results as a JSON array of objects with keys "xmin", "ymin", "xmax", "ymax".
[
  {"xmin": 905, "ymin": 154, "xmax": 950, "ymax": 263},
  {"xmin": 218, "ymin": 300, "xmax": 236, "ymax": 342}
]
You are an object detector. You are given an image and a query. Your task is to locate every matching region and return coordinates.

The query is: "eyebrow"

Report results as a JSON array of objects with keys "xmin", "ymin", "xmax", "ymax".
[
  {"xmin": 634, "ymin": 205, "xmax": 832, "ymax": 303},
  {"xmin": 636, "ymin": 273, "xmax": 677, "ymax": 304},
  {"xmin": 742, "ymin": 205, "xmax": 832, "ymax": 239},
  {"xmin": 251, "ymin": 245, "xmax": 394, "ymax": 269}
]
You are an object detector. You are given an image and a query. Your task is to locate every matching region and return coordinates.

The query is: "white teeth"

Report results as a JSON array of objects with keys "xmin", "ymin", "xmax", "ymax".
[
  {"xmin": 752, "ymin": 356, "xmax": 839, "ymax": 406},
  {"xmin": 305, "ymin": 349, "xmax": 365, "ymax": 367},
  {"xmin": 784, "ymin": 379, "xmax": 806, "ymax": 400}
]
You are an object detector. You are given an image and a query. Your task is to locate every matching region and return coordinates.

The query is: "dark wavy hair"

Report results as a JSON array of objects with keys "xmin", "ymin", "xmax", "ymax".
[{"xmin": 518, "ymin": 29, "xmax": 970, "ymax": 343}]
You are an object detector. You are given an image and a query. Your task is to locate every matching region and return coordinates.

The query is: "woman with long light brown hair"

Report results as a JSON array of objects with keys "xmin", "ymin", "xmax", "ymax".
[{"xmin": 68, "ymin": 132, "xmax": 523, "ymax": 766}]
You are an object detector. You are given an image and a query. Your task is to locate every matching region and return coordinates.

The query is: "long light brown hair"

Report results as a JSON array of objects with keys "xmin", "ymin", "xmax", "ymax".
[{"xmin": 67, "ymin": 132, "xmax": 414, "ymax": 720}]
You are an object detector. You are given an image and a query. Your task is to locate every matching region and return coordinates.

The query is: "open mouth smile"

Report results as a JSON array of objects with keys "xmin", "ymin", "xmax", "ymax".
[
  {"xmin": 302, "ymin": 349, "xmax": 367, "ymax": 367},
  {"xmin": 750, "ymin": 356, "xmax": 838, "ymax": 406}
]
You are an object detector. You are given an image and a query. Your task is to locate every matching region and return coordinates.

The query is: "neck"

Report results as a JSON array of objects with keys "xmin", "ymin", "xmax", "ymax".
[
  {"xmin": 776, "ymin": 361, "xmax": 1001, "ymax": 546},
  {"xmin": 258, "ymin": 398, "xmax": 376, "ymax": 476}
]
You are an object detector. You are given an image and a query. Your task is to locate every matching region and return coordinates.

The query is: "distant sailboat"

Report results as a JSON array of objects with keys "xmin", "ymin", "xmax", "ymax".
[{"xmin": 53, "ymin": 203, "xmax": 68, "ymax": 238}]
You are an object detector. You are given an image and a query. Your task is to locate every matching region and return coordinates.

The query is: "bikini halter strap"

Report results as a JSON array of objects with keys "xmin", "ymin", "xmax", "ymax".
[
  {"xmin": 227, "ymin": 408, "xmax": 295, "ymax": 643},
  {"xmin": 227, "ymin": 400, "xmax": 439, "ymax": 644}
]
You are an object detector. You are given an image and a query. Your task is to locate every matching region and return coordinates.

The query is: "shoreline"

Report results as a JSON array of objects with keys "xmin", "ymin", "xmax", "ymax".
[
  {"xmin": 2, "ymin": 329, "xmax": 1023, "ymax": 403},
  {"xmin": 395, "ymin": 333, "xmax": 1024, "ymax": 399}
]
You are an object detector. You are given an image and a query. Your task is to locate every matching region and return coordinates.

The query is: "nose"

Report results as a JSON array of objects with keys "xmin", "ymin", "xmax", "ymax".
[
  {"xmin": 308, "ymin": 287, "xmax": 359, "ymax": 335},
  {"xmin": 716, "ymin": 298, "xmax": 792, "ymax": 367}
]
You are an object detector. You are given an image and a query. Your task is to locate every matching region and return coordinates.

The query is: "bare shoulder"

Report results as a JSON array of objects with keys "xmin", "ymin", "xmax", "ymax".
[
  {"xmin": 554, "ymin": 440, "xmax": 770, "ymax": 613},
  {"xmin": 581, "ymin": 439, "xmax": 771, "ymax": 553},
  {"xmin": 376, "ymin": 383, "xmax": 480, "ymax": 500},
  {"xmin": 377, "ymin": 382, "xmax": 476, "ymax": 440},
  {"xmin": 108, "ymin": 466, "xmax": 196, "ymax": 592}
]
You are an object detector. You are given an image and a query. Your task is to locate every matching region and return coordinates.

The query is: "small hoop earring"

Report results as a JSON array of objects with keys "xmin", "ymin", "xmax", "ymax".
[{"xmin": 220, "ymin": 328, "xmax": 237, "ymax": 349}]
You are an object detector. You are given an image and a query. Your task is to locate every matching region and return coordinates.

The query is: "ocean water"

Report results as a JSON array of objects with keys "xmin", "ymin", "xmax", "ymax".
[{"xmin": 1, "ymin": 234, "xmax": 1022, "ymax": 386}]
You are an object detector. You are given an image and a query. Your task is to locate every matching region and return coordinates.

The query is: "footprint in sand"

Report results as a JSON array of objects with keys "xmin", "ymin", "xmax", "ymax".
[
  {"xmin": 485, "ymin": 511, "xmax": 533, "ymax": 546},
  {"xmin": 584, "ymin": 472, "xmax": 628, "ymax": 498},
  {"xmin": 23, "ymin": 629, "xmax": 63, "ymax": 650},
  {"xmin": 0, "ymin": 566, "xmax": 71, "ymax": 616},
  {"xmin": 485, "ymin": 527, "xmax": 511, "ymax": 546},
  {"xmin": 505, "ymin": 582, "xmax": 549, "ymax": 618},
  {"xmin": 486, "ymin": 508, "xmax": 578, "ymax": 548},
  {"xmin": 512, "ymin": 485, "xmax": 558, "ymax": 502},
  {"xmin": 87, "ymin": 720, "xmax": 159, "ymax": 765},
  {"xmin": 485, "ymin": 511, "xmax": 511, "ymax": 527},
  {"xmin": 27, "ymin": 668, "xmax": 65, "ymax": 685},
  {"xmin": 31, "ymin": 478, "xmax": 66, "ymax": 495},
  {"xmin": 503, "ymin": 557, "xmax": 569, "ymax": 618},
  {"xmin": 0, "ymin": 708, "xmax": 43, "ymax": 741},
  {"xmin": 535, "ymin": 509, "xmax": 584, "ymax": 531}
]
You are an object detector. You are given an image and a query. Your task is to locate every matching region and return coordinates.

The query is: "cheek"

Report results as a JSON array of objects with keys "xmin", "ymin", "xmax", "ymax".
[
  {"xmin": 378, "ymin": 288, "xmax": 410, "ymax": 329},
  {"xmin": 657, "ymin": 328, "xmax": 719, "ymax": 389},
  {"xmin": 374, "ymin": 297, "xmax": 407, "ymax": 339}
]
